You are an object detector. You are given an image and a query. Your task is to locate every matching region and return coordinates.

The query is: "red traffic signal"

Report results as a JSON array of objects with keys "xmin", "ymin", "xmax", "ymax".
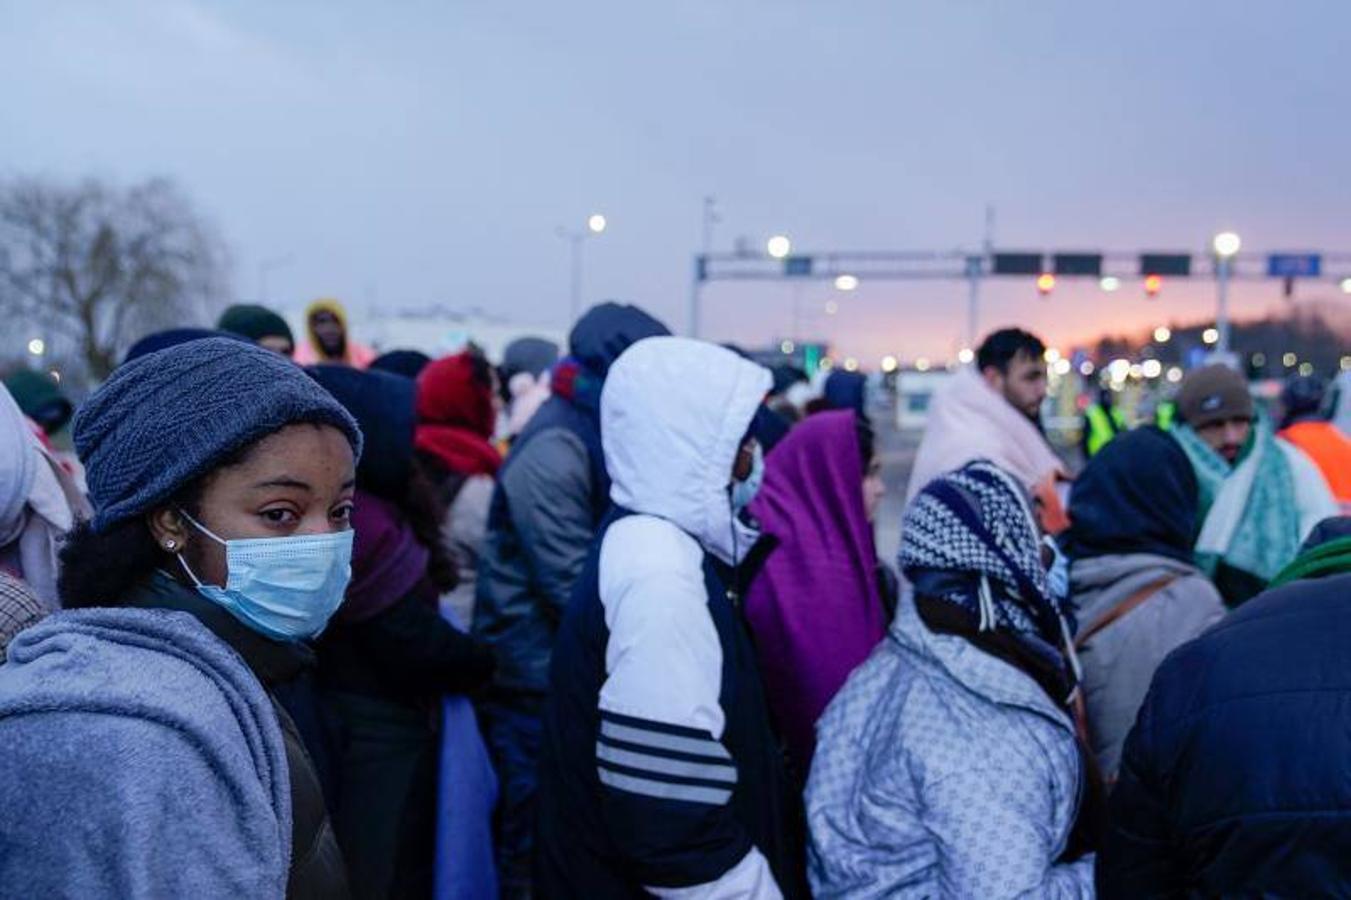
[
  {"xmin": 1036, "ymin": 273, "xmax": 1056, "ymax": 296},
  {"xmin": 1144, "ymin": 274, "xmax": 1163, "ymax": 297}
]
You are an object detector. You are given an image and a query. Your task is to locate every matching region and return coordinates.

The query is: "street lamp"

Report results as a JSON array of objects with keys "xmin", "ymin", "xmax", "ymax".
[
  {"xmin": 834, "ymin": 274, "xmax": 859, "ymax": 291},
  {"xmin": 766, "ymin": 235, "xmax": 792, "ymax": 259},
  {"xmin": 559, "ymin": 214, "xmax": 607, "ymax": 322},
  {"xmin": 1153, "ymin": 326, "xmax": 1172, "ymax": 343},
  {"xmin": 27, "ymin": 338, "xmax": 45, "ymax": 357},
  {"xmin": 1212, "ymin": 231, "xmax": 1241, "ymax": 353}
]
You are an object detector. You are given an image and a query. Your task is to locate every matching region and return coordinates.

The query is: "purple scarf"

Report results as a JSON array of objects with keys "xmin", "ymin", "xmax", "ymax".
[
  {"xmin": 338, "ymin": 490, "xmax": 430, "ymax": 624},
  {"xmin": 745, "ymin": 411, "xmax": 886, "ymax": 777}
]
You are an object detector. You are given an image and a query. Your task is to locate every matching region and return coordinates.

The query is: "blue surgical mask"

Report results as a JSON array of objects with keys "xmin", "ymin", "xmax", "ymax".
[
  {"xmin": 1043, "ymin": 534, "xmax": 1070, "ymax": 607},
  {"xmin": 176, "ymin": 511, "xmax": 354, "ymax": 642},
  {"xmin": 730, "ymin": 444, "xmax": 765, "ymax": 515}
]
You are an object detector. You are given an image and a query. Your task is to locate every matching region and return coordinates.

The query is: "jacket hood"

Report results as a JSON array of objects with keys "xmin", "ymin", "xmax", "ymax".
[
  {"xmin": 308, "ymin": 365, "xmax": 414, "ymax": 502},
  {"xmin": 601, "ymin": 336, "xmax": 771, "ymax": 564},
  {"xmin": 1070, "ymin": 552, "xmax": 1202, "ymax": 625},
  {"xmin": 569, "ymin": 302, "xmax": 670, "ymax": 379}
]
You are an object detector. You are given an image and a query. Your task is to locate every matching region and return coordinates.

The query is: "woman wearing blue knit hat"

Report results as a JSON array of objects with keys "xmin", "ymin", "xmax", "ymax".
[{"xmin": 0, "ymin": 338, "xmax": 359, "ymax": 898}]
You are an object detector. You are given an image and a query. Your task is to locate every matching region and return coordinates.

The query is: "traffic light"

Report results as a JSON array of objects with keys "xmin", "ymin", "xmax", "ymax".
[
  {"xmin": 1144, "ymin": 274, "xmax": 1163, "ymax": 298},
  {"xmin": 1036, "ymin": 273, "xmax": 1056, "ymax": 296}
]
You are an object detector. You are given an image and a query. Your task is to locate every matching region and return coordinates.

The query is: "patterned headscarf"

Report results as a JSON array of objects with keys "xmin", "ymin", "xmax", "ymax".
[{"xmin": 901, "ymin": 459, "xmax": 1068, "ymax": 652}]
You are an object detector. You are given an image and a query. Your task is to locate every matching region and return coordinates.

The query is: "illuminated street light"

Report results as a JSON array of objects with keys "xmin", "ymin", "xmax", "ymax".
[
  {"xmin": 915, "ymin": 357, "xmax": 931, "ymax": 372},
  {"xmin": 834, "ymin": 274, "xmax": 859, "ymax": 291},
  {"xmin": 1036, "ymin": 273, "xmax": 1056, "ymax": 295},
  {"xmin": 780, "ymin": 339, "xmax": 795, "ymax": 355},
  {"xmin": 1079, "ymin": 361, "xmax": 1096, "ymax": 376},
  {"xmin": 957, "ymin": 348, "xmax": 974, "ymax": 365},
  {"xmin": 766, "ymin": 235, "xmax": 792, "ymax": 259},
  {"xmin": 1202, "ymin": 328, "xmax": 1219, "ymax": 345},
  {"xmin": 27, "ymin": 338, "xmax": 45, "ymax": 357},
  {"xmin": 1212, "ymin": 231, "xmax": 1242, "ymax": 257},
  {"xmin": 587, "ymin": 213, "xmax": 607, "ymax": 234},
  {"xmin": 844, "ymin": 357, "xmax": 859, "ymax": 372},
  {"xmin": 1044, "ymin": 348, "xmax": 1062, "ymax": 364},
  {"xmin": 1283, "ymin": 352, "xmax": 1298, "ymax": 367},
  {"xmin": 1166, "ymin": 366, "xmax": 1184, "ymax": 383},
  {"xmin": 1099, "ymin": 276, "xmax": 1121, "ymax": 292},
  {"xmin": 1053, "ymin": 358, "xmax": 1072, "ymax": 376},
  {"xmin": 1142, "ymin": 359, "xmax": 1163, "ymax": 379},
  {"xmin": 1153, "ymin": 326, "xmax": 1172, "ymax": 343},
  {"xmin": 1341, "ymin": 278, "xmax": 1351, "ymax": 294},
  {"xmin": 880, "ymin": 355, "xmax": 898, "ymax": 373},
  {"xmin": 1298, "ymin": 362, "xmax": 1314, "ymax": 376}
]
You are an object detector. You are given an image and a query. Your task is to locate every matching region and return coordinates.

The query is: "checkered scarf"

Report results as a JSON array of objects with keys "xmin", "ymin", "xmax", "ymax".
[{"xmin": 901, "ymin": 460, "xmax": 1067, "ymax": 650}]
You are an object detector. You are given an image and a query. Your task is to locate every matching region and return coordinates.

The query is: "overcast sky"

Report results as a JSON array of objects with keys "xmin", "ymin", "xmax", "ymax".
[{"xmin": 4, "ymin": 0, "xmax": 1349, "ymax": 364}]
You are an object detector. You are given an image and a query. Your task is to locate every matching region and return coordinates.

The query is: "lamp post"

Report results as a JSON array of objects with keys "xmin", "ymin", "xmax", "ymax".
[
  {"xmin": 1212, "ymin": 231, "xmax": 1241, "ymax": 354},
  {"xmin": 559, "ymin": 214, "xmax": 607, "ymax": 322}
]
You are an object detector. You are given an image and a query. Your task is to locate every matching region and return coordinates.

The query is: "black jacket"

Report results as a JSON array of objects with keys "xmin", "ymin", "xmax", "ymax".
[
  {"xmin": 1099, "ymin": 570, "xmax": 1351, "ymax": 897},
  {"xmin": 126, "ymin": 574, "xmax": 350, "ymax": 900}
]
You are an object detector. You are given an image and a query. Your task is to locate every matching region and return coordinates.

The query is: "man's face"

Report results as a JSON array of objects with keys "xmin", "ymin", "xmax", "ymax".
[
  {"xmin": 983, "ymin": 351, "xmax": 1048, "ymax": 421},
  {"xmin": 1196, "ymin": 416, "xmax": 1252, "ymax": 464},
  {"xmin": 310, "ymin": 311, "xmax": 344, "ymax": 354}
]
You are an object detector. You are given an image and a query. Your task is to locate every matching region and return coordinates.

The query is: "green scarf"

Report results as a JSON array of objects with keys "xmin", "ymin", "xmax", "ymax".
[
  {"xmin": 1269, "ymin": 535, "xmax": 1351, "ymax": 588},
  {"xmin": 1173, "ymin": 417, "xmax": 1302, "ymax": 584}
]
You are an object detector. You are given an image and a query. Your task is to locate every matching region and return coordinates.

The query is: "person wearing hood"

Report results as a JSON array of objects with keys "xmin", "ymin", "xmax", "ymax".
[
  {"xmin": 1171, "ymin": 363, "xmax": 1337, "ymax": 605},
  {"xmin": 295, "ymin": 299, "xmax": 376, "ymax": 369},
  {"xmin": 498, "ymin": 336, "xmax": 559, "ymax": 441},
  {"xmin": 905, "ymin": 329, "xmax": 1068, "ymax": 528},
  {"xmin": 414, "ymin": 351, "xmax": 503, "ymax": 628},
  {"xmin": 473, "ymin": 301, "xmax": 668, "ymax": 895},
  {"xmin": 536, "ymin": 336, "xmax": 805, "ymax": 898},
  {"xmin": 1099, "ymin": 516, "xmax": 1351, "ymax": 897},
  {"xmin": 743, "ymin": 410, "xmax": 888, "ymax": 784},
  {"xmin": 307, "ymin": 365, "xmax": 496, "ymax": 900},
  {"xmin": 219, "ymin": 303, "xmax": 297, "ymax": 357},
  {"xmin": 1061, "ymin": 426, "xmax": 1226, "ymax": 780},
  {"xmin": 807, "ymin": 460, "xmax": 1096, "ymax": 898},
  {"xmin": 0, "ymin": 382, "xmax": 89, "ymax": 608},
  {"xmin": 1276, "ymin": 373, "xmax": 1351, "ymax": 510},
  {"xmin": 0, "ymin": 338, "xmax": 355, "ymax": 897},
  {"xmin": 821, "ymin": 369, "xmax": 868, "ymax": 422}
]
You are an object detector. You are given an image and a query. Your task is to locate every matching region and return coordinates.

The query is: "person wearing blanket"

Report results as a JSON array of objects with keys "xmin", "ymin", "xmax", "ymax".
[{"xmin": 0, "ymin": 338, "xmax": 359, "ymax": 898}]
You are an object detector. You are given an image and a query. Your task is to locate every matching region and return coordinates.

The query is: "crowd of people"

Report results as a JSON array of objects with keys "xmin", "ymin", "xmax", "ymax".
[{"xmin": 0, "ymin": 298, "xmax": 1348, "ymax": 899}]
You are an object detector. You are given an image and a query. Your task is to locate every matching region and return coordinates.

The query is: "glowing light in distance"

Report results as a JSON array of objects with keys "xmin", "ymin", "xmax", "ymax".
[
  {"xmin": 1283, "ymin": 352, "xmax": 1298, "ymax": 367},
  {"xmin": 1036, "ymin": 273, "xmax": 1056, "ymax": 295},
  {"xmin": 1053, "ymin": 358, "xmax": 1072, "ymax": 376},
  {"xmin": 844, "ymin": 357, "xmax": 859, "ymax": 372},
  {"xmin": 1044, "ymin": 348, "xmax": 1062, "ymax": 364},
  {"xmin": 1108, "ymin": 359, "xmax": 1132, "ymax": 382},
  {"xmin": 1166, "ymin": 366, "xmax": 1184, "ymax": 383},
  {"xmin": 834, "ymin": 274, "xmax": 859, "ymax": 291},
  {"xmin": 1212, "ymin": 231, "xmax": 1242, "ymax": 257},
  {"xmin": 957, "ymin": 348, "xmax": 974, "ymax": 364},
  {"xmin": 1141, "ymin": 359, "xmax": 1163, "ymax": 379},
  {"xmin": 1144, "ymin": 274, "xmax": 1163, "ymax": 296},
  {"xmin": 766, "ymin": 235, "xmax": 792, "ymax": 259},
  {"xmin": 915, "ymin": 357, "xmax": 931, "ymax": 372},
  {"xmin": 780, "ymin": 340, "xmax": 795, "ymax": 354},
  {"xmin": 1079, "ymin": 361, "xmax": 1096, "ymax": 376},
  {"xmin": 27, "ymin": 338, "xmax": 44, "ymax": 356},
  {"xmin": 1298, "ymin": 362, "xmax": 1314, "ymax": 376},
  {"xmin": 1099, "ymin": 276, "xmax": 1121, "ymax": 292},
  {"xmin": 1153, "ymin": 326, "xmax": 1172, "ymax": 343},
  {"xmin": 1202, "ymin": 328, "xmax": 1219, "ymax": 345},
  {"xmin": 587, "ymin": 214, "xmax": 607, "ymax": 234},
  {"xmin": 881, "ymin": 355, "xmax": 898, "ymax": 373}
]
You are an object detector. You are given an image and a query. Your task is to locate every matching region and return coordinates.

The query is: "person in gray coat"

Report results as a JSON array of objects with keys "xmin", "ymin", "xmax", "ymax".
[{"xmin": 1062, "ymin": 426, "xmax": 1226, "ymax": 780}]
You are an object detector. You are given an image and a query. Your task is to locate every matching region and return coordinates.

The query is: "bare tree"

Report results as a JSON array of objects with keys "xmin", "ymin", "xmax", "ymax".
[{"xmin": 0, "ymin": 176, "xmax": 232, "ymax": 382}]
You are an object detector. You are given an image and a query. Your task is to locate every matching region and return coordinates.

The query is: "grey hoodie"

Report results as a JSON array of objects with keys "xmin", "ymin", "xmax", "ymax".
[{"xmin": 1071, "ymin": 552, "xmax": 1225, "ymax": 778}]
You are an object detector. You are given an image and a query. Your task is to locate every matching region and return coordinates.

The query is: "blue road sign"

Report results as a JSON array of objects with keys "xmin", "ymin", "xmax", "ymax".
[
  {"xmin": 1267, "ymin": 254, "xmax": 1321, "ymax": 278},
  {"xmin": 784, "ymin": 256, "xmax": 813, "ymax": 277}
]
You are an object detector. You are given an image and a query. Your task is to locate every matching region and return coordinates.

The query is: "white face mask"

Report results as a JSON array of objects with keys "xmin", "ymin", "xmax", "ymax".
[
  {"xmin": 730, "ymin": 444, "xmax": 765, "ymax": 515},
  {"xmin": 176, "ymin": 510, "xmax": 354, "ymax": 642}
]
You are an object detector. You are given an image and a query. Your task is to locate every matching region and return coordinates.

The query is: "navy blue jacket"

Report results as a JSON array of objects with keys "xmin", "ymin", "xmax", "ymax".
[{"xmin": 1099, "ymin": 570, "xmax": 1351, "ymax": 897}]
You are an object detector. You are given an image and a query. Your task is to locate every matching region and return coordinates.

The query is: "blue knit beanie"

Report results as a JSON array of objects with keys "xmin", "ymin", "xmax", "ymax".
[{"xmin": 74, "ymin": 337, "xmax": 364, "ymax": 532}]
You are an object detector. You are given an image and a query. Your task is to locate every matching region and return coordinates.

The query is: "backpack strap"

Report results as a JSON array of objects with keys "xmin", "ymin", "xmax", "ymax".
[{"xmin": 1074, "ymin": 575, "xmax": 1179, "ymax": 650}]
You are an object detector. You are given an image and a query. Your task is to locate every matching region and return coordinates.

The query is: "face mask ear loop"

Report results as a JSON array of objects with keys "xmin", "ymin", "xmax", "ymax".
[
  {"xmin": 176, "ymin": 508, "xmax": 227, "ymax": 546},
  {"xmin": 176, "ymin": 551, "xmax": 207, "ymax": 589}
]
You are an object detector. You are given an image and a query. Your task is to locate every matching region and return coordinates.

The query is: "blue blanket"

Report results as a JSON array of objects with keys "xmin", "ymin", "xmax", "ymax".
[{"xmin": 0, "ymin": 607, "xmax": 291, "ymax": 897}]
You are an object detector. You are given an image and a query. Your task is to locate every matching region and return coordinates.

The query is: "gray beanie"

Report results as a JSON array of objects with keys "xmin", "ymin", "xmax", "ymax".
[{"xmin": 74, "ymin": 338, "xmax": 363, "ymax": 532}]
